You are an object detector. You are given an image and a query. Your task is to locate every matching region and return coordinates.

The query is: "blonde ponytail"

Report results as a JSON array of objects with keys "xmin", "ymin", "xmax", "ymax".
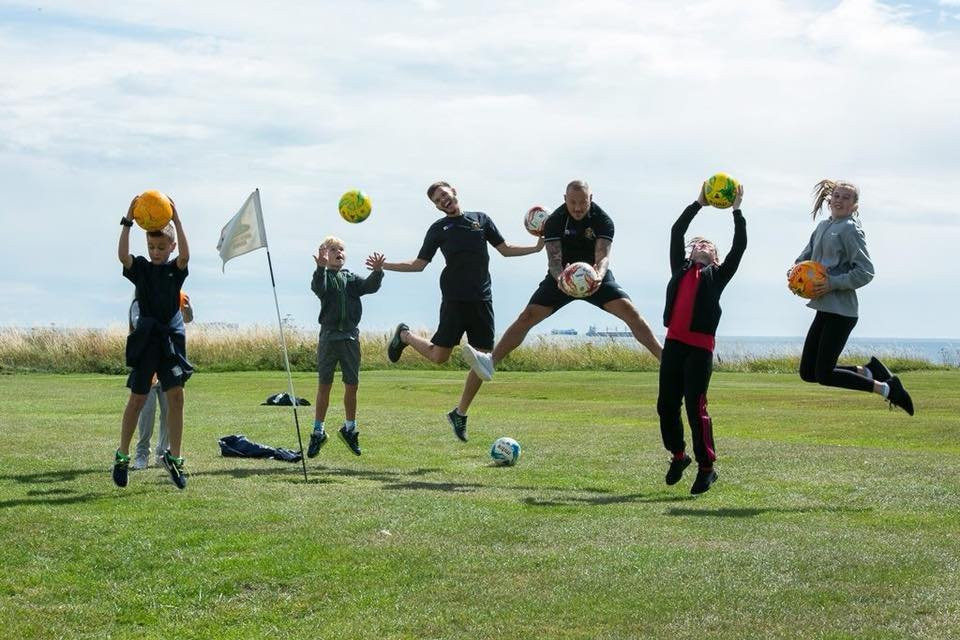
[{"xmin": 811, "ymin": 179, "xmax": 859, "ymax": 219}]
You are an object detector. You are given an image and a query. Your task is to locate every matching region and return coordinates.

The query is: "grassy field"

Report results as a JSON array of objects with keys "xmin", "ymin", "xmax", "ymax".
[{"xmin": 1, "ymin": 369, "xmax": 958, "ymax": 639}]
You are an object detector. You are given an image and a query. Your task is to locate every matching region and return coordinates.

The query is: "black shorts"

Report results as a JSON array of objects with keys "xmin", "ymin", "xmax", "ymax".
[
  {"xmin": 126, "ymin": 340, "xmax": 190, "ymax": 395},
  {"xmin": 317, "ymin": 338, "xmax": 361, "ymax": 385},
  {"xmin": 527, "ymin": 269, "xmax": 630, "ymax": 311},
  {"xmin": 432, "ymin": 300, "xmax": 495, "ymax": 350}
]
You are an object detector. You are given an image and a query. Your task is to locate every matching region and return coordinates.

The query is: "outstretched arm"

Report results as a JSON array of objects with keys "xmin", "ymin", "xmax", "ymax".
[
  {"xmin": 358, "ymin": 252, "xmax": 386, "ymax": 294},
  {"xmin": 717, "ymin": 185, "xmax": 747, "ymax": 285},
  {"xmin": 670, "ymin": 185, "xmax": 706, "ymax": 272},
  {"xmin": 118, "ymin": 197, "xmax": 136, "ymax": 270},
  {"xmin": 494, "ymin": 236, "xmax": 545, "ymax": 257},
  {"xmin": 379, "ymin": 256, "xmax": 429, "ymax": 272},
  {"xmin": 171, "ymin": 198, "xmax": 190, "ymax": 270}
]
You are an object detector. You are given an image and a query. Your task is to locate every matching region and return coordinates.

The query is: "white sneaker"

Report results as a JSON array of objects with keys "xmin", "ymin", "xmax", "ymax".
[
  {"xmin": 462, "ymin": 344, "xmax": 494, "ymax": 381},
  {"xmin": 131, "ymin": 455, "xmax": 149, "ymax": 470}
]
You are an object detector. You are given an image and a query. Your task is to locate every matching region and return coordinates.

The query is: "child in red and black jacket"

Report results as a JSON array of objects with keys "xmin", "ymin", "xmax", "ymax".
[{"xmin": 658, "ymin": 182, "xmax": 746, "ymax": 495}]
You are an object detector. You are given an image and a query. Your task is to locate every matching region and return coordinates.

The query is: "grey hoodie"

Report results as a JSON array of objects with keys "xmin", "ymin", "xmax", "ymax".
[{"xmin": 795, "ymin": 215, "xmax": 874, "ymax": 318}]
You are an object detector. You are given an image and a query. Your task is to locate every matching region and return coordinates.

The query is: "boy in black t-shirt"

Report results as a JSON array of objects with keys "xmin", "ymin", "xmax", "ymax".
[
  {"xmin": 460, "ymin": 180, "xmax": 663, "ymax": 413},
  {"xmin": 114, "ymin": 195, "xmax": 191, "ymax": 490},
  {"xmin": 376, "ymin": 181, "xmax": 543, "ymax": 441}
]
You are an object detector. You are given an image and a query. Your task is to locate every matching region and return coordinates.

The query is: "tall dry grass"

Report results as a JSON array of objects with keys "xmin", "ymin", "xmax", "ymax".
[{"xmin": 0, "ymin": 326, "xmax": 941, "ymax": 375}]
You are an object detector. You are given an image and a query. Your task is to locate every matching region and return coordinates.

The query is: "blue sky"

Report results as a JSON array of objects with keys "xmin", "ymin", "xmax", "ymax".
[{"xmin": 1, "ymin": 0, "xmax": 958, "ymax": 338}]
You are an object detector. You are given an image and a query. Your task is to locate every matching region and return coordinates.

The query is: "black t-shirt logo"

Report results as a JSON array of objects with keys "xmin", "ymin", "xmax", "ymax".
[{"xmin": 585, "ymin": 228, "xmax": 596, "ymax": 240}]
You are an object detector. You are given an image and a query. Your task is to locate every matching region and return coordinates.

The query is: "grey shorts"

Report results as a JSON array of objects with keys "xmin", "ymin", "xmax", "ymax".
[{"xmin": 317, "ymin": 338, "xmax": 361, "ymax": 385}]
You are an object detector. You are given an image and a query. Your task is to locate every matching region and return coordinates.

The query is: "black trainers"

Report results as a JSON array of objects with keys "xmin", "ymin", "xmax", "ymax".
[
  {"xmin": 865, "ymin": 356, "xmax": 893, "ymax": 383},
  {"xmin": 307, "ymin": 430, "xmax": 328, "ymax": 458},
  {"xmin": 447, "ymin": 408, "xmax": 468, "ymax": 442},
  {"xmin": 112, "ymin": 450, "xmax": 129, "ymax": 488},
  {"xmin": 665, "ymin": 454, "xmax": 691, "ymax": 486},
  {"xmin": 339, "ymin": 426, "xmax": 362, "ymax": 456},
  {"xmin": 161, "ymin": 449, "xmax": 187, "ymax": 490},
  {"xmin": 387, "ymin": 323, "xmax": 409, "ymax": 363},
  {"xmin": 690, "ymin": 468, "xmax": 717, "ymax": 495},
  {"xmin": 886, "ymin": 376, "xmax": 915, "ymax": 416}
]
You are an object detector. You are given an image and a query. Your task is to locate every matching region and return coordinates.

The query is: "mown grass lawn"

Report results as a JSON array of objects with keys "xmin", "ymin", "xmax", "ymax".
[{"xmin": 1, "ymin": 370, "xmax": 958, "ymax": 639}]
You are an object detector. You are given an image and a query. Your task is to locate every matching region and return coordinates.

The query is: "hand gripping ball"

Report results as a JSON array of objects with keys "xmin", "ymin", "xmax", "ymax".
[
  {"xmin": 703, "ymin": 173, "xmax": 739, "ymax": 209},
  {"xmin": 558, "ymin": 262, "xmax": 601, "ymax": 298},
  {"xmin": 524, "ymin": 205, "xmax": 549, "ymax": 236},
  {"xmin": 787, "ymin": 260, "xmax": 828, "ymax": 299},
  {"xmin": 132, "ymin": 190, "xmax": 173, "ymax": 231}
]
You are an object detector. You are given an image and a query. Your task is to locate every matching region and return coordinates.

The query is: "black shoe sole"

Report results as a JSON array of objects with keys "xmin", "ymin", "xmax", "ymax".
[
  {"xmin": 307, "ymin": 433, "xmax": 328, "ymax": 458},
  {"xmin": 665, "ymin": 456, "xmax": 691, "ymax": 486},
  {"xmin": 338, "ymin": 430, "xmax": 362, "ymax": 456},
  {"xmin": 866, "ymin": 357, "xmax": 893, "ymax": 383},
  {"xmin": 887, "ymin": 376, "xmax": 915, "ymax": 416},
  {"xmin": 447, "ymin": 412, "xmax": 468, "ymax": 442},
  {"xmin": 112, "ymin": 464, "xmax": 128, "ymax": 488},
  {"xmin": 387, "ymin": 324, "xmax": 408, "ymax": 363},
  {"xmin": 690, "ymin": 471, "xmax": 717, "ymax": 495}
]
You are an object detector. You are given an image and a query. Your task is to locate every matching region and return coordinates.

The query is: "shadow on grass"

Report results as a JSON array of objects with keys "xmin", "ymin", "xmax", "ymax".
[
  {"xmin": 0, "ymin": 467, "xmax": 103, "ymax": 484},
  {"xmin": 666, "ymin": 506, "xmax": 872, "ymax": 518},
  {"xmin": 0, "ymin": 490, "xmax": 119, "ymax": 509},
  {"xmin": 524, "ymin": 493, "xmax": 693, "ymax": 507}
]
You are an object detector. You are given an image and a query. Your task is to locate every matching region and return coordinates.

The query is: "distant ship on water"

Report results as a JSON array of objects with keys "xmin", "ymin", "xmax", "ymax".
[
  {"xmin": 586, "ymin": 325, "xmax": 632, "ymax": 338},
  {"xmin": 550, "ymin": 328, "xmax": 578, "ymax": 335}
]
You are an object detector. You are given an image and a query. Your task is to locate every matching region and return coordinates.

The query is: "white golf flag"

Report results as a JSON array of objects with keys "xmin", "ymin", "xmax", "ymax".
[{"xmin": 217, "ymin": 189, "xmax": 268, "ymax": 270}]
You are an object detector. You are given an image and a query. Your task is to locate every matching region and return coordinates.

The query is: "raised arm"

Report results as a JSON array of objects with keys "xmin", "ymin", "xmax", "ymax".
[
  {"xmin": 358, "ymin": 252, "xmax": 386, "ymax": 294},
  {"xmin": 671, "ymin": 186, "xmax": 707, "ymax": 273},
  {"xmin": 311, "ymin": 245, "xmax": 330, "ymax": 298},
  {"xmin": 494, "ymin": 236, "xmax": 545, "ymax": 257},
  {"xmin": 171, "ymin": 198, "xmax": 190, "ymax": 270},
  {"xmin": 379, "ymin": 256, "xmax": 429, "ymax": 272},
  {"xmin": 118, "ymin": 197, "xmax": 136, "ymax": 270}
]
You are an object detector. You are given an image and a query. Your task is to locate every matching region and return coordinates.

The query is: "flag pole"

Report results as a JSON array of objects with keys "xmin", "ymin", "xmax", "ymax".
[
  {"xmin": 265, "ymin": 247, "xmax": 309, "ymax": 482},
  {"xmin": 257, "ymin": 189, "xmax": 309, "ymax": 482},
  {"xmin": 218, "ymin": 188, "xmax": 308, "ymax": 481}
]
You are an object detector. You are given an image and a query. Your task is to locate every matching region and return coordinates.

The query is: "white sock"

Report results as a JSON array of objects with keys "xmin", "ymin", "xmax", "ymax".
[
  {"xmin": 455, "ymin": 408, "xmax": 466, "ymax": 417},
  {"xmin": 878, "ymin": 382, "xmax": 890, "ymax": 398},
  {"xmin": 861, "ymin": 366, "xmax": 873, "ymax": 381},
  {"xmin": 343, "ymin": 419, "xmax": 357, "ymax": 433}
]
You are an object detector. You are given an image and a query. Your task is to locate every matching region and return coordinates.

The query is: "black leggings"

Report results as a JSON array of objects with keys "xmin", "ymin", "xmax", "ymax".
[
  {"xmin": 657, "ymin": 339, "xmax": 715, "ymax": 467},
  {"xmin": 799, "ymin": 311, "xmax": 873, "ymax": 392}
]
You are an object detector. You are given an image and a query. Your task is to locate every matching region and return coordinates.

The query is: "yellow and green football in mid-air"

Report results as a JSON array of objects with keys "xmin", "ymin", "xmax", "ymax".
[
  {"xmin": 703, "ymin": 173, "xmax": 739, "ymax": 209},
  {"xmin": 338, "ymin": 189, "xmax": 372, "ymax": 223}
]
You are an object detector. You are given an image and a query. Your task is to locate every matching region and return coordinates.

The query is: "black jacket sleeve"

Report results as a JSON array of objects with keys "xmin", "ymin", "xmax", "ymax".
[
  {"xmin": 670, "ymin": 202, "xmax": 702, "ymax": 273},
  {"xmin": 716, "ymin": 210, "xmax": 747, "ymax": 288}
]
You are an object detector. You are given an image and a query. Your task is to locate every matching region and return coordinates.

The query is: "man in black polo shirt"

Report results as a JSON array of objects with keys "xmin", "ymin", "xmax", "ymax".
[
  {"xmin": 459, "ymin": 180, "xmax": 663, "ymax": 409},
  {"xmin": 379, "ymin": 180, "xmax": 543, "ymax": 441}
]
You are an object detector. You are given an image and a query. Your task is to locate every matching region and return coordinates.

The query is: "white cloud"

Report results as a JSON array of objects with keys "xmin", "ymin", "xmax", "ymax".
[{"xmin": 0, "ymin": 0, "xmax": 958, "ymax": 338}]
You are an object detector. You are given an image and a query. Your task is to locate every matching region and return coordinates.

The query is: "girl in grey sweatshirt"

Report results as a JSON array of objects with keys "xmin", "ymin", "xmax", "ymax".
[{"xmin": 794, "ymin": 179, "xmax": 914, "ymax": 415}]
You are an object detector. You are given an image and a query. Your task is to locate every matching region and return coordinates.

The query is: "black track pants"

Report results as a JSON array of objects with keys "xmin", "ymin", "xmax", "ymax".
[
  {"xmin": 799, "ymin": 311, "xmax": 874, "ymax": 392},
  {"xmin": 657, "ymin": 339, "xmax": 716, "ymax": 467}
]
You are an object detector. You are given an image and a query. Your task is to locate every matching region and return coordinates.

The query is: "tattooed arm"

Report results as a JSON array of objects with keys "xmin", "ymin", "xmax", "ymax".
[
  {"xmin": 594, "ymin": 238, "xmax": 611, "ymax": 281},
  {"xmin": 546, "ymin": 240, "xmax": 564, "ymax": 280}
]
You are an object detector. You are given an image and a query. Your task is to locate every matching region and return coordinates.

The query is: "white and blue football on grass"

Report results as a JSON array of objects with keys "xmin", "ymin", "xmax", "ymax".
[{"xmin": 490, "ymin": 437, "xmax": 522, "ymax": 466}]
